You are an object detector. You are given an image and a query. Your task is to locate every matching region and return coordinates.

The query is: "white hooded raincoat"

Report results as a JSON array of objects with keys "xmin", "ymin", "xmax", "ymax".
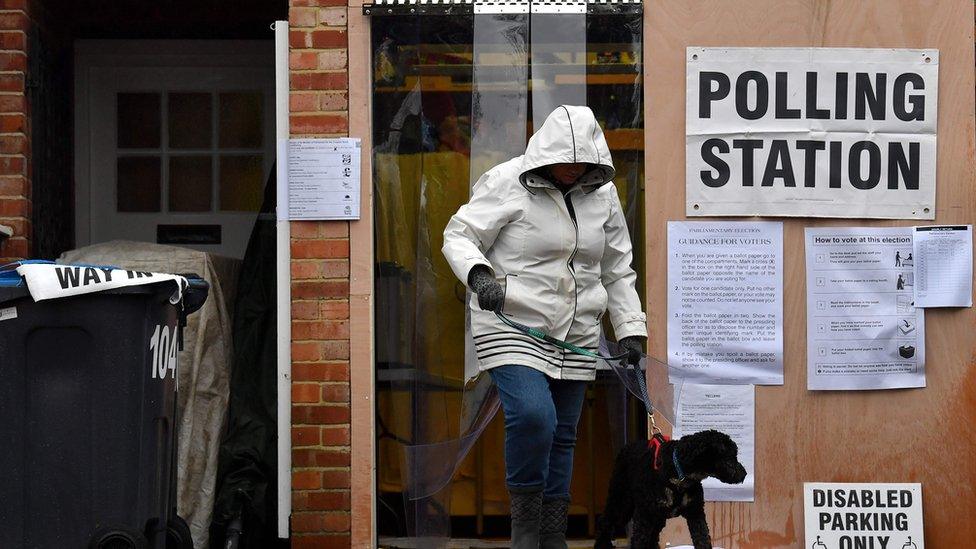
[{"xmin": 442, "ymin": 105, "xmax": 647, "ymax": 381}]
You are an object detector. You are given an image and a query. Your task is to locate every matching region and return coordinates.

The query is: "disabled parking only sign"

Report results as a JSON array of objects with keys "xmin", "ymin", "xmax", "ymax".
[{"xmin": 804, "ymin": 483, "xmax": 924, "ymax": 549}]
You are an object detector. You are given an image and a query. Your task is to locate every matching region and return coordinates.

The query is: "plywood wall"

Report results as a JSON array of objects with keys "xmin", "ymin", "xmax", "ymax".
[{"xmin": 643, "ymin": 1, "xmax": 976, "ymax": 546}]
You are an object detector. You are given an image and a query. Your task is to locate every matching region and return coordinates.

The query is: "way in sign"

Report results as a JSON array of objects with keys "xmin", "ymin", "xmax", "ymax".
[{"xmin": 55, "ymin": 266, "xmax": 155, "ymax": 290}]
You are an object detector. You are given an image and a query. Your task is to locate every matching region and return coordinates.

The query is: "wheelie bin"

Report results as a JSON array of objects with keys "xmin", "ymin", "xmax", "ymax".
[{"xmin": 0, "ymin": 261, "xmax": 208, "ymax": 549}]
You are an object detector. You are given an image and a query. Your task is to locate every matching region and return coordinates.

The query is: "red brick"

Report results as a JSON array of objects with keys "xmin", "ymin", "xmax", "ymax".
[
  {"xmin": 289, "ymin": 30, "xmax": 309, "ymax": 49},
  {"xmin": 293, "ymin": 320, "xmax": 349, "ymax": 341},
  {"xmin": 0, "ymin": 12, "xmax": 27, "ymax": 31},
  {"xmin": 292, "ymin": 341, "xmax": 323, "ymax": 362},
  {"xmin": 292, "ymin": 383, "xmax": 322, "ymax": 403},
  {"xmin": 292, "ymin": 300, "xmax": 320, "ymax": 320},
  {"xmin": 291, "ymin": 239, "xmax": 349, "ymax": 259},
  {"xmin": 0, "ymin": 113, "xmax": 23, "ymax": 132},
  {"xmin": 293, "ymin": 425, "xmax": 321, "ymax": 447},
  {"xmin": 321, "ymin": 383, "xmax": 349, "ymax": 404},
  {"xmin": 293, "ymin": 448, "xmax": 351, "ymax": 467},
  {"xmin": 0, "ymin": 30, "xmax": 23, "ymax": 50},
  {"xmin": 0, "ymin": 155, "xmax": 24, "ymax": 175},
  {"xmin": 320, "ymin": 470, "xmax": 351, "ymax": 491},
  {"xmin": 292, "ymin": 470, "xmax": 322, "ymax": 490},
  {"xmin": 290, "ymin": 51, "xmax": 318, "ymax": 70},
  {"xmin": 0, "ymin": 1, "xmax": 28, "ymax": 10},
  {"xmin": 0, "ymin": 95, "xmax": 23, "ymax": 112},
  {"xmin": 293, "ymin": 362, "xmax": 349, "ymax": 382},
  {"xmin": 291, "ymin": 0, "xmax": 346, "ymax": 6},
  {"xmin": 290, "ymin": 113, "xmax": 348, "ymax": 134},
  {"xmin": 0, "ymin": 235, "xmax": 26, "ymax": 258},
  {"xmin": 290, "ymin": 260, "xmax": 348, "ymax": 280},
  {"xmin": 321, "ymin": 425, "xmax": 350, "ymax": 446},
  {"xmin": 0, "ymin": 174, "xmax": 23, "ymax": 196},
  {"xmin": 309, "ymin": 30, "xmax": 347, "ymax": 49},
  {"xmin": 319, "ymin": 300, "xmax": 349, "ymax": 320},
  {"xmin": 289, "ymin": 7, "xmax": 318, "ymax": 28},
  {"xmin": 0, "ymin": 134, "xmax": 26, "ymax": 153},
  {"xmin": 0, "ymin": 73, "xmax": 21, "ymax": 94},
  {"xmin": 290, "ymin": 513, "xmax": 325, "ymax": 533},
  {"xmin": 0, "ymin": 197, "xmax": 27, "ymax": 216},
  {"xmin": 291, "ymin": 261, "xmax": 324, "ymax": 280},
  {"xmin": 290, "ymin": 92, "xmax": 318, "ymax": 113},
  {"xmin": 291, "ymin": 280, "xmax": 350, "ymax": 300},
  {"xmin": 291, "ymin": 534, "xmax": 351, "ymax": 549},
  {"xmin": 291, "ymin": 72, "xmax": 348, "ymax": 92},
  {"xmin": 0, "ymin": 51, "xmax": 25, "ymax": 71},
  {"xmin": 321, "ymin": 340, "xmax": 349, "ymax": 360},
  {"xmin": 306, "ymin": 490, "xmax": 350, "ymax": 511},
  {"xmin": 292, "ymin": 404, "xmax": 350, "ymax": 425},
  {"xmin": 322, "ymin": 511, "xmax": 351, "ymax": 531},
  {"xmin": 0, "ymin": 215, "xmax": 26, "ymax": 235}
]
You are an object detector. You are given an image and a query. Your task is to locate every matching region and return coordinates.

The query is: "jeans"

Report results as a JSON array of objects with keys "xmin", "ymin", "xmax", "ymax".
[{"xmin": 489, "ymin": 364, "xmax": 588, "ymax": 499}]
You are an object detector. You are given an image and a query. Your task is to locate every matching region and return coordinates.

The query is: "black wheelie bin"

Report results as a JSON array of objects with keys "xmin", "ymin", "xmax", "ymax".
[{"xmin": 0, "ymin": 261, "xmax": 209, "ymax": 549}]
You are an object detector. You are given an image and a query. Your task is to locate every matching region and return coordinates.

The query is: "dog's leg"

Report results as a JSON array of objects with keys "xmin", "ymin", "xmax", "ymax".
[
  {"xmin": 685, "ymin": 506, "xmax": 713, "ymax": 549},
  {"xmin": 629, "ymin": 514, "xmax": 665, "ymax": 549},
  {"xmin": 594, "ymin": 454, "xmax": 634, "ymax": 549}
]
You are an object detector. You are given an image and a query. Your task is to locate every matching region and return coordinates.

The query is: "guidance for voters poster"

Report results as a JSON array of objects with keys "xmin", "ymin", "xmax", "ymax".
[
  {"xmin": 668, "ymin": 221, "xmax": 784, "ymax": 385},
  {"xmin": 805, "ymin": 227, "xmax": 925, "ymax": 390}
]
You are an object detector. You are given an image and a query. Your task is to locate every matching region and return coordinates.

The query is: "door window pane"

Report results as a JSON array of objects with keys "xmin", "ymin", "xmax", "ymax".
[
  {"xmin": 219, "ymin": 155, "xmax": 263, "ymax": 211},
  {"xmin": 117, "ymin": 93, "xmax": 161, "ymax": 149},
  {"xmin": 169, "ymin": 93, "xmax": 212, "ymax": 149},
  {"xmin": 169, "ymin": 156, "xmax": 213, "ymax": 212},
  {"xmin": 117, "ymin": 156, "xmax": 161, "ymax": 212},
  {"xmin": 219, "ymin": 92, "xmax": 263, "ymax": 148}
]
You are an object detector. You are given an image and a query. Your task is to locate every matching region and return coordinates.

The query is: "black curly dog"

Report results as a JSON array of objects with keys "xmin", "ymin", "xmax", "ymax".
[{"xmin": 594, "ymin": 430, "xmax": 747, "ymax": 549}]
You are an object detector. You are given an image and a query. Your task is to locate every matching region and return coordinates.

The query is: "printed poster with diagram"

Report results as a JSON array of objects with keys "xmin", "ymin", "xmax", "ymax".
[{"xmin": 805, "ymin": 227, "xmax": 925, "ymax": 390}]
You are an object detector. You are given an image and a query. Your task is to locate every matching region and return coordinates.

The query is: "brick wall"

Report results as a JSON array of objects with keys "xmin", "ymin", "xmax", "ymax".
[
  {"xmin": 0, "ymin": 0, "xmax": 30, "ymax": 263},
  {"xmin": 288, "ymin": 1, "xmax": 353, "ymax": 546}
]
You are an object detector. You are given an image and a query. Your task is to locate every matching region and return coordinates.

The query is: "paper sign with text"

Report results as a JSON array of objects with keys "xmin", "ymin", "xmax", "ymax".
[
  {"xmin": 804, "ymin": 483, "xmax": 923, "ymax": 549},
  {"xmin": 687, "ymin": 47, "xmax": 938, "ymax": 219}
]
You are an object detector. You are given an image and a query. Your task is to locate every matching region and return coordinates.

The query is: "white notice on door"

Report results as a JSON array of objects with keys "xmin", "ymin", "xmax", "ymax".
[
  {"xmin": 287, "ymin": 138, "xmax": 361, "ymax": 220},
  {"xmin": 912, "ymin": 225, "xmax": 973, "ymax": 308},
  {"xmin": 805, "ymin": 227, "xmax": 925, "ymax": 390},
  {"xmin": 804, "ymin": 483, "xmax": 924, "ymax": 549}
]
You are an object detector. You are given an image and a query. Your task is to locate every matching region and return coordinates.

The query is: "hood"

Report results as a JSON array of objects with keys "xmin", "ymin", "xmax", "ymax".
[{"xmin": 518, "ymin": 105, "xmax": 616, "ymax": 192}]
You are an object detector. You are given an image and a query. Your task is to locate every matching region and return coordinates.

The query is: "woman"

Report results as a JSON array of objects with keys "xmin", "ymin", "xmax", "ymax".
[{"xmin": 442, "ymin": 105, "xmax": 647, "ymax": 548}]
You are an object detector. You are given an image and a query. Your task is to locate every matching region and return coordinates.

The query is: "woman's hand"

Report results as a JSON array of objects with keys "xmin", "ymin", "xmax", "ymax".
[
  {"xmin": 468, "ymin": 265, "xmax": 504, "ymax": 312},
  {"xmin": 618, "ymin": 336, "xmax": 646, "ymax": 366}
]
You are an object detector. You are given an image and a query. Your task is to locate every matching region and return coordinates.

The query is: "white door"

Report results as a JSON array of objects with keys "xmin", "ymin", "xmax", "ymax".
[{"xmin": 76, "ymin": 41, "xmax": 275, "ymax": 259}]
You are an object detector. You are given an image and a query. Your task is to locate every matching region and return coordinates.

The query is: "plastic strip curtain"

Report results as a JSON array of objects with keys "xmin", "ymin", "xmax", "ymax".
[
  {"xmin": 372, "ymin": 4, "xmax": 681, "ymax": 543},
  {"xmin": 372, "ymin": 12, "xmax": 458, "ymax": 544},
  {"xmin": 400, "ymin": 8, "xmax": 530, "ymax": 543}
]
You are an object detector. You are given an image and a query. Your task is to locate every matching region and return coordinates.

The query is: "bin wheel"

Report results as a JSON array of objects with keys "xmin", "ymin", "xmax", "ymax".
[
  {"xmin": 88, "ymin": 526, "xmax": 149, "ymax": 549},
  {"xmin": 166, "ymin": 516, "xmax": 194, "ymax": 549}
]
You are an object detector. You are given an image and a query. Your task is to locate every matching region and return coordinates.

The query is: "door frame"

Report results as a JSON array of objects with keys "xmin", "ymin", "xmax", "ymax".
[{"xmin": 74, "ymin": 39, "xmax": 275, "ymax": 250}]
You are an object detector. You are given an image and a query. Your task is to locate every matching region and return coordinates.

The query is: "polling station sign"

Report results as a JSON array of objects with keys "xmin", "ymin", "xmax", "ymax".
[
  {"xmin": 686, "ymin": 48, "xmax": 938, "ymax": 219},
  {"xmin": 804, "ymin": 483, "xmax": 924, "ymax": 549}
]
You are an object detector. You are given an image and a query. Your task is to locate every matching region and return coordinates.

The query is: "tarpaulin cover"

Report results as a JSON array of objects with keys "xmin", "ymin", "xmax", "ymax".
[{"xmin": 60, "ymin": 240, "xmax": 238, "ymax": 549}]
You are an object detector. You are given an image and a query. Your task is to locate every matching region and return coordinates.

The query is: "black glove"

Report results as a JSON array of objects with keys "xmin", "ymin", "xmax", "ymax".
[
  {"xmin": 467, "ymin": 264, "xmax": 504, "ymax": 312},
  {"xmin": 618, "ymin": 336, "xmax": 645, "ymax": 366}
]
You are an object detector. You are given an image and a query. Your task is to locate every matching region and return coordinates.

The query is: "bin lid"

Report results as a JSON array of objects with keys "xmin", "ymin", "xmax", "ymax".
[{"xmin": 0, "ymin": 261, "xmax": 208, "ymax": 314}]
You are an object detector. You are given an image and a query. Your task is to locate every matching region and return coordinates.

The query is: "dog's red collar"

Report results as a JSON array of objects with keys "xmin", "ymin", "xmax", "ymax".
[{"xmin": 648, "ymin": 433, "xmax": 670, "ymax": 470}]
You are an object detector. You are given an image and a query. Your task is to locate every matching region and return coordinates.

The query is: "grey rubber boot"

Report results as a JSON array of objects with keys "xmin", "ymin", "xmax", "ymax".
[
  {"xmin": 539, "ymin": 497, "xmax": 570, "ymax": 549},
  {"xmin": 508, "ymin": 486, "xmax": 543, "ymax": 549}
]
